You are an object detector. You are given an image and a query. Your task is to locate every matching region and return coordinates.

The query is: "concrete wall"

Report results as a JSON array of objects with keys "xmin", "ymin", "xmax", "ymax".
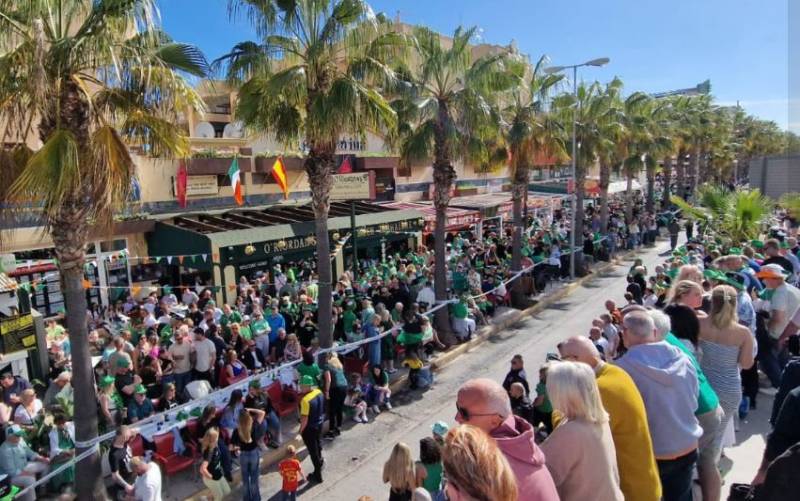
[{"xmin": 749, "ymin": 155, "xmax": 800, "ymax": 198}]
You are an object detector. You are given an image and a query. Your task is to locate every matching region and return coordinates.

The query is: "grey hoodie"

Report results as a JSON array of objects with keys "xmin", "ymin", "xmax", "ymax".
[{"xmin": 615, "ymin": 341, "xmax": 702, "ymax": 458}]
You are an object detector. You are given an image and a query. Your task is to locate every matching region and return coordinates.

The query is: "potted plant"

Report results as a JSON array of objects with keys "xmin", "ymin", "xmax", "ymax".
[
  {"xmin": 254, "ymin": 152, "xmax": 305, "ymax": 172},
  {"xmin": 189, "ymin": 149, "xmax": 245, "ymax": 175}
]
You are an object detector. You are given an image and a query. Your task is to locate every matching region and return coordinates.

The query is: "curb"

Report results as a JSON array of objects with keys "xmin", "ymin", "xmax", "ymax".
[{"xmin": 185, "ymin": 250, "xmax": 637, "ymax": 499}]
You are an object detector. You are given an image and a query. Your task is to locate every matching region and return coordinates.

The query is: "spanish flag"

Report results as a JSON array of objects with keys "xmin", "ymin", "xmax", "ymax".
[{"xmin": 271, "ymin": 157, "xmax": 290, "ymax": 199}]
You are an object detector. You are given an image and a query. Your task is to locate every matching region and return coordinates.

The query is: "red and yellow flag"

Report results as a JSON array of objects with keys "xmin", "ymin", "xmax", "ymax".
[{"xmin": 271, "ymin": 157, "xmax": 290, "ymax": 199}]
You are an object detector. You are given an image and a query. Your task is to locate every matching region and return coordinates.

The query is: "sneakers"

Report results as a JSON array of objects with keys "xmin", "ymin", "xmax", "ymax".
[
  {"xmin": 333, "ymin": 428, "xmax": 341, "ymax": 436},
  {"xmin": 323, "ymin": 431, "xmax": 336, "ymax": 441},
  {"xmin": 385, "ymin": 402, "xmax": 392, "ymax": 410},
  {"xmin": 360, "ymin": 416, "xmax": 369, "ymax": 423},
  {"xmin": 353, "ymin": 415, "xmax": 362, "ymax": 423},
  {"xmin": 372, "ymin": 405, "xmax": 381, "ymax": 414},
  {"xmin": 387, "ymin": 368, "xmax": 398, "ymax": 374}
]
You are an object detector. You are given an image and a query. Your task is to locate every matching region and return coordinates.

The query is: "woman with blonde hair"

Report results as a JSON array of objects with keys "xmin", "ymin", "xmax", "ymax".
[
  {"xmin": 383, "ymin": 442, "xmax": 417, "ymax": 500},
  {"xmin": 230, "ymin": 409, "xmax": 265, "ymax": 501},
  {"xmin": 668, "ymin": 279, "xmax": 706, "ymax": 315},
  {"xmin": 13, "ymin": 388, "xmax": 43, "ymax": 430},
  {"xmin": 540, "ymin": 361, "xmax": 623, "ymax": 501},
  {"xmin": 441, "ymin": 425, "xmax": 517, "ymax": 501},
  {"xmin": 199, "ymin": 427, "xmax": 231, "ymax": 500},
  {"xmin": 699, "ymin": 285, "xmax": 754, "ymax": 455}
]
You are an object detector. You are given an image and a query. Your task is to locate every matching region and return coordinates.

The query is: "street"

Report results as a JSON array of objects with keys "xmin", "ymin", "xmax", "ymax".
[{"xmin": 223, "ymin": 237, "xmax": 764, "ymax": 501}]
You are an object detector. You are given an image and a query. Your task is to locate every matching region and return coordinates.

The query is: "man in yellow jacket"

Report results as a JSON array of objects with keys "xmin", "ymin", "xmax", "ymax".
[{"xmin": 559, "ymin": 336, "xmax": 662, "ymax": 501}]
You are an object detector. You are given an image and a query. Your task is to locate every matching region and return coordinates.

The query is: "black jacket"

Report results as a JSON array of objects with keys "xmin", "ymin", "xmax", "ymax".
[
  {"xmin": 510, "ymin": 395, "xmax": 536, "ymax": 425},
  {"xmin": 502, "ymin": 368, "xmax": 530, "ymax": 396}
]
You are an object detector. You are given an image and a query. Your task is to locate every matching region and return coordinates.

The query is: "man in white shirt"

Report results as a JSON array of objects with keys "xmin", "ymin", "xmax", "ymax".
[
  {"xmin": 181, "ymin": 288, "xmax": 199, "ymax": 306},
  {"xmin": 168, "ymin": 330, "xmax": 193, "ymax": 396},
  {"xmin": 756, "ymin": 263, "xmax": 800, "ymax": 387},
  {"xmin": 130, "ymin": 457, "xmax": 161, "ymax": 501},
  {"xmin": 191, "ymin": 328, "xmax": 216, "ymax": 387},
  {"xmin": 416, "ymin": 282, "xmax": 436, "ymax": 310}
]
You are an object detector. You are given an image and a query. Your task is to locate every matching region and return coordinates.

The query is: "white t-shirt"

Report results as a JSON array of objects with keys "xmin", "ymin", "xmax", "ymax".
[
  {"xmin": 134, "ymin": 464, "xmax": 162, "ymax": 501},
  {"xmin": 168, "ymin": 342, "xmax": 193, "ymax": 374},
  {"xmin": 770, "ymin": 282, "xmax": 800, "ymax": 338},
  {"xmin": 193, "ymin": 338, "xmax": 216, "ymax": 373}
]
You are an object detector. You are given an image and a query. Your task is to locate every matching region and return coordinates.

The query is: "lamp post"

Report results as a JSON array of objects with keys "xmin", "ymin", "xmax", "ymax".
[{"xmin": 545, "ymin": 57, "xmax": 610, "ymax": 279}]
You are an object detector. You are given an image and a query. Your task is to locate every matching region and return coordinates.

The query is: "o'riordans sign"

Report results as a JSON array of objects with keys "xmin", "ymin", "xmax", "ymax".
[
  {"xmin": 330, "ymin": 171, "xmax": 376, "ymax": 201},
  {"xmin": 173, "ymin": 175, "xmax": 219, "ymax": 197}
]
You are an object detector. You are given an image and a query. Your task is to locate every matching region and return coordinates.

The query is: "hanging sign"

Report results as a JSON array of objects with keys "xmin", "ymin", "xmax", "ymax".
[
  {"xmin": 0, "ymin": 314, "xmax": 37, "ymax": 354},
  {"xmin": 0, "ymin": 254, "xmax": 15, "ymax": 274},
  {"xmin": 330, "ymin": 171, "xmax": 376, "ymax": 201}
]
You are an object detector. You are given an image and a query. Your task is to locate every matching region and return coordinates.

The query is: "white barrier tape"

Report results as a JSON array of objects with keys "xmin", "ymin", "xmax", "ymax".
[{"xmin": 71, "ymin": 297, "xmax": 457, "ymax": 453}]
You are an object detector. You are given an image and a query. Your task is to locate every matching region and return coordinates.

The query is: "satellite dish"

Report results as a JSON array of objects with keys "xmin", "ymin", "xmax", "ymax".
[
  {"xmin": 194, "ymin": 121, "xmax": 215, "ymax": 138},
  {"xmin": 223, "ymin": 121, "xmax": 244, "ymax": 139}
]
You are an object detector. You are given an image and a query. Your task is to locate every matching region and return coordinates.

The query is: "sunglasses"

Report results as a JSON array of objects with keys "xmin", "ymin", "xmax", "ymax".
[{"xmin": 457, "ymin": 405, "xmax": 498, "ymax": 421}]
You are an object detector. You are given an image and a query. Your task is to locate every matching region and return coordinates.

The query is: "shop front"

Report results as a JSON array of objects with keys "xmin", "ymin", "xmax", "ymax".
[{"xmin": 147, "ymin": 201, "xmax": 424, "ymax": 303}]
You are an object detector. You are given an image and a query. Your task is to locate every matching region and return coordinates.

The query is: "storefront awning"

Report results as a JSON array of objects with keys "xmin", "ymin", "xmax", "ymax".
[
  {"xmin": 379, "ymin": 201, "xmax": 480, "ymax": 234},
  {"xmin": 148, "ymin": 201, "xmax": 425, "ymax": 266}
]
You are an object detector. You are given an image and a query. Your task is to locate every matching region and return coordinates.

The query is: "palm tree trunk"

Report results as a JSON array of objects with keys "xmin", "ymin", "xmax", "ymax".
[
  {"xmin": 598, "ymin": 162, "xmax": 611, "ymax": 234},
  {"xmin": 687, "ymin": 148, "xmax": 700, "ymax": 200},
  {"xmin": 50, "ymin": 206, "xmax": 104, "ymax": 500},
  {"xmin": 675, "ymin": 149, "xmax": 687, "ymax": 200},
  {"xmin": 510, "ymin": 164, "xmax": 527, "ymax": 306},
  {"xmin": 661, "ymin": 156, "xmax": 673, "ymax": 210},
  {"xmin": 624, "ymin": 168, "xmax": 634, "ymax": 223},
  {"xmin": 573, "ymin": 163, "xmax": 586, "ymax": 275},
  {"xmin": 645, "ymin": 157, "xmax": 656, "ymax": 213},
  {"xmin": 306, "ymin": 147, "xmax": 335, "ymax": 349},
  {"xmin": 432, "ymin": 101, "xmax": 456, "ymax": 345}
]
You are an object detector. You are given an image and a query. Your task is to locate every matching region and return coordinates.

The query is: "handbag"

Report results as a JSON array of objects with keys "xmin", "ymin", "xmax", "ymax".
[{"xmin": 728, "ymin": 483, "xmax": 755, "ymax": 501}]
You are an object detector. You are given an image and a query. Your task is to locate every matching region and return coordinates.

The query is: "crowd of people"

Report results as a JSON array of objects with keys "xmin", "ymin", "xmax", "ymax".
[
  {"xmin": 0, "ymin": 193, "xmax": 681, "ymax": 500},
  {"xmin": 375, "ymin": 214, "xmax": 800, "ymax": 501}
]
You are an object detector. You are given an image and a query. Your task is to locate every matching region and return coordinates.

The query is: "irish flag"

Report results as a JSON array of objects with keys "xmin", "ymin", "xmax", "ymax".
[
  {"xmin": 228, "ymin": 157, "xmax": 243, "ymax": 205},
  {"xmin": 271, "ymin": 157, "xmax": 290, "ymax": 199}
]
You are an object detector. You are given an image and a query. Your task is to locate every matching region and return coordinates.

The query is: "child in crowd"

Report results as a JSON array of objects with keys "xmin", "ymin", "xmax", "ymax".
[
  {"xmin": 533, "ymin": 363, "xmax": 553, "ymax": 433},
  {"xmin": 415, "ymin": 437, "xmax": 444, "ymax": 501},
  {"xmin": 278, "ymin": 445, "xmax": 304, "ymax": 501},
  {"xmin": 345, "ymin": 374, "xmax": 369, "ymax": 423}
]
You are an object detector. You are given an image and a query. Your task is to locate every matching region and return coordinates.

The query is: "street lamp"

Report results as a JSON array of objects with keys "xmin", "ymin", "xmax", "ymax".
[{"xmin": 544, "ymin": 57, "xmax": 610, "ymax": 280}]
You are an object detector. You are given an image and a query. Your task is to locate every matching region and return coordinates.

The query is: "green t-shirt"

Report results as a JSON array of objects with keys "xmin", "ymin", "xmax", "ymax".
[
  {"xmin": 452, "ymin": 302, "xmax": 468, "ymax": 319},
  {"xmin": 239, "ymin": 324, "xmax": 253, "ymax": 341},
  {"xmin": 297, "ymin": 363, "xmax": 322, "ymax": 384},
  {"xmin": 251, "ymin": 319, "xmax": 269, "ymax": 336},
  {"xmin": 342, "ymin": 310, "xmax": 357, "ymax": 334},
  {"xmin": 535, "ymin": 382, "xmax": 552, "ymax": 413},
  {"xmin": 665, "ymin": 333, "xmax": 719, "ymax": 415},
  {"xmin": 306, "ymin": 282, "xmax": 319, "ymax": 301}
]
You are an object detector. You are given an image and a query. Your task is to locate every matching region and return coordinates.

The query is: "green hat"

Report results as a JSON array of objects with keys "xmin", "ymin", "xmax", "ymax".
[
  {"xmin": 781, "ymin": 240, "xmax": 790, "ymax": 249},
  {"xmin": 134, "ymin": 384, "xmax": 147, "ymax": 394},
  {"xmin": 116, "ymin": 357, "xmax": 131, "ymax": 368},
  {"xmin": 299, "ymin": 375, "xmax": 316, "ymax": 387},
  {"xmin": 703, "ymin": 269, "xmax": 726, "ymax": 282},
  {"xmin": 7, "ymin": 425, "xmax": 25, "ymax": 437},
  {"xmin": 751, "ymin": 240, "xmax": 764, "ymax": 249},
  {"xmin": 99, "ymin": 375, "xmax": 115, "ymax": 388},
  {"xmin": 728, "ymin": 247, "xmax": 742, "ymax": 256},
  {"xmin": 249, "ymin": 379, "xmax": 261, "ymax": 389}
]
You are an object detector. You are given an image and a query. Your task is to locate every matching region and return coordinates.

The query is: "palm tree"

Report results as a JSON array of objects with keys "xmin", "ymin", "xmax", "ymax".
[
  {"xmin": 396, "ymin": 26, "xmax": 513, "ymax": 342},
  {"xmin": 670, "ymin": 185, "xmax": 771, "ymax": 242},
  {"xmin": 0, "ymin": 1, "xmax": 207, "ymax": 497},
  {"xmin": 553, "ymin": 81, "xmax": 619, "ymax": 246},
  {"xmin": 218, "ymin": 0, "xmax": 404, "ymax": 350},
  {"xmin": 501, "ymin": 55, "xmax": 565, "ymax": 276}
]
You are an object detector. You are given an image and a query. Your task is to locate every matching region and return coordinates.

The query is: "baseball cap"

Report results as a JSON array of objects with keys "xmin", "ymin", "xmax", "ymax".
[
  {"xmin": 755, "ymin": 263, "xmax": 790, "ymax": 280},
  {"xmin": 134, "ymin": 384, "xmax": 147, "ymax": 394},
  {"xmin": 7, "ymin": 425, "xmax": 24, "ymax": 437},
  {"xmin": 431, "ymin": 421, "xmax": 449, "ymax": 438}
]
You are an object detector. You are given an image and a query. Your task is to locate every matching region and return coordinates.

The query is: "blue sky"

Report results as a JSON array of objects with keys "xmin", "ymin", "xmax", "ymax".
[{"xmin": 159, "ymin": 0, "xmax": 796, "ymax": 132}]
